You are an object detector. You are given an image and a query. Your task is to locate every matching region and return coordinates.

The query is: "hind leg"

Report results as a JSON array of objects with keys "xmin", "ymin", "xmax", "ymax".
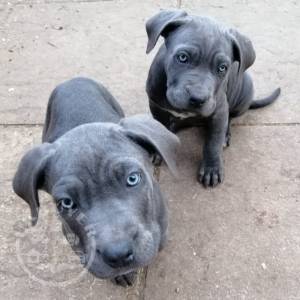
[{"xmin": 230, "ymin": 72, "xmax": 254, "ymax": 117}]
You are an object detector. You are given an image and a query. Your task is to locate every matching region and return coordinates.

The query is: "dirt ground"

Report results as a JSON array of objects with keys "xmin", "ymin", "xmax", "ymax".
[{"xmin": 0, "ymin": 0, "xmax": 299, "ymax": 299}]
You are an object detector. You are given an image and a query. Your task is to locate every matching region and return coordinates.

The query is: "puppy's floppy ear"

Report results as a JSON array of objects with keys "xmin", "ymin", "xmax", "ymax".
[
  {"xmin": 146, "ymin": 9, "xmax": 189, "ymax": 54},
  {"xmin": 13, "ymin": 143, "xmax": 55, "ymax": 226},
  {"xmin": 119, "ymin": 114, "xmax": 180, "ymax": 175},
  {"xmin": 229, "ymin": 29, "xmax": 256, "ymax": 74}
]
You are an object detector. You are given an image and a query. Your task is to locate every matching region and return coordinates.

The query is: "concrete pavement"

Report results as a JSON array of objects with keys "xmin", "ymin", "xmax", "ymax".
[{"xmin": 0, "ymin": 0, "xmax": 299, "ymax": 299}]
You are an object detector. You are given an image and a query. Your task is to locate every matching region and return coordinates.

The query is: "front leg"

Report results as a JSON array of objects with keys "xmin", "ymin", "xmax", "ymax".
[
  {"xmin": 224, "ymin": 117, "xmax": 232, "ymax": 148},
  {"xmin": 198, "ymin": 105, "xmax": 229, "ymax": 187}
]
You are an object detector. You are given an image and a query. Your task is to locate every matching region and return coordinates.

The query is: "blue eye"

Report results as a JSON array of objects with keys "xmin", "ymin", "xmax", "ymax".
[
  {"xmin": 126, "ymin": 172, "xmax": 141, "ymax": 187},
  {"xmin": 60, "ymin": 198, "xmax": 75, "ymax": 209},
  {"xmin": 176, "ymin": 52, "xmax": 189, "ymax": 64},
  {"xmin": 218, "ymin": 64, "xmax": 228, "ymax": 74}
]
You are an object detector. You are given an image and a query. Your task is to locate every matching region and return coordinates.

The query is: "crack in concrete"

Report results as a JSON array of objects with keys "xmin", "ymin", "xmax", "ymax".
[
  {"xmin": 0, "ymin": 268, "xmax": 27, "ymax": 279},
  {"xmin": 10, "ymin": 0, "xmax": 115, "ymax": 5},
  {"xmin": 0, "ymin": 124, "xmax": 44, "ymax": 127},
  {"xmin": 231, "ymin": 122, "xmax": 300, "ymax": 127},
  {"xmin": 0, "ymin": 123, "xmax": 299, "ymax": 128}
]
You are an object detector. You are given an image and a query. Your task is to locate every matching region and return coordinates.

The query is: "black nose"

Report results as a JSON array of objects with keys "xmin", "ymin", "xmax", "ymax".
[
  {"xmin": 189, "ymin": 95, "xmax": 210, "ymax": 107},
  {"xmin": 102, "ymin": 241, "xmax": 134, "ymax": 268}
]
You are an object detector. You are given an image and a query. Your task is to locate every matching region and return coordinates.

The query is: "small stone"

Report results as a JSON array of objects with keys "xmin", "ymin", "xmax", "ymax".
[
  {"xmin": 175, "ymin": 287, "xmax": 179, "ymax": 293},
  {"xmin": 261, "ymin": 263, "xmax": 267, "ymax": 270},
  {"xmin": 53, "ymin": 25, "xmax": 63, "ymax": 30}
]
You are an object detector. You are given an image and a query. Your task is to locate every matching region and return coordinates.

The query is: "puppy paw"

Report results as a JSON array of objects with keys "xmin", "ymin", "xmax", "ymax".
[
  {"xmin": 198, "ymin": 160, "xmax": 224, "ymax": 187},
  {"xmin": 111, "ymin": 271, "xmax": 137, "ymax": 287}
]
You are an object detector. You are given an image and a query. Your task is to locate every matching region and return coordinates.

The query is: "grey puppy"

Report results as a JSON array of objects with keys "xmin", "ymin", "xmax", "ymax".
[
  {"xmin": 146, "ymin": 9, "xmax": 281, "ymax": 187},
  {"xmin": 13, "ymin": 77, "xmax": 179, "ymax": 286}
]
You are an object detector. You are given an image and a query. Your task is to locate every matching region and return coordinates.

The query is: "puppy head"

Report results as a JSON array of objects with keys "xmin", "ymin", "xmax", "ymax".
[
  {"xmin": 13, "ymin": 116, "xmax": 179, "ymax": 279},
  {"xmin": 146, "ymin": 10, "xmax": 255, "ymax": 116}
]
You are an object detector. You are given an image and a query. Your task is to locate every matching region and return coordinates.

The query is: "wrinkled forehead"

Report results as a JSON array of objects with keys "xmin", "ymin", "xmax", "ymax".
[
  {"xmin": 167, "ymin": 18, "xmax": 231, "ymax": 55},
  {"xmin": 52, "ymin": 124, "xmax": 149, "ymax": 177}
]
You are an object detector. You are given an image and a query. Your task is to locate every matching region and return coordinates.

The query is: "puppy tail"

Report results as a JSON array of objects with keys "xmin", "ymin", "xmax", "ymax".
[{"xmin": 249, "ymin": 87, "xmax": 281, "ymax": 109}]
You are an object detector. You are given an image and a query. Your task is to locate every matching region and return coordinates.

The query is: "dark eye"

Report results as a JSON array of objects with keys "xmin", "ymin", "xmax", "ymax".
[
  {"xmin": 126, "ymin": 172, "xmax": 141, "ymax": 187},
  {"xmin": 176, "ymin": 52, "xmax": 189, "ymax": 64},
  {"xmin": 60, "ymin": 198, "xmax": 75, "ymax": 210},
  {"xmin": 218, "ymin": 64, "xmax": 228, "ymax": 74}
]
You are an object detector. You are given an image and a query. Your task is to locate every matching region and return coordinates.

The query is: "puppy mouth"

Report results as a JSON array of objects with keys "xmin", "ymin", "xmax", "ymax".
[
  {"xmin": 166, "ymin": 93, "xmax": 217, "ymax": 118},
  {"xmin": 73, "ymin": 239, "xmax": 141, "ymax": 276},
  {"xmin": 166, "ymin": 86, "xmax": 216, "ymax": 115},
  {"xmin": 63, "ymin": 226, "xmax": 159, "ymax": 279},
  {"xmin": 196, "ymin": 99, "xmax": 217, "ymax": 117},
  {"xmin": 88, "ymin": 264, "xmax": 137, "ymax": 279},
  {"xmin": 80, "ymin": 250, "xmax": 140, "ymax": 279}
]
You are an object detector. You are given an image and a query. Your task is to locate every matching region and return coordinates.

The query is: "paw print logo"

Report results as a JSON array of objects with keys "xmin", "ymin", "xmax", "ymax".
[{"xmin": 14, "ymin": 211, "xmax": 96, "ymax": 287}]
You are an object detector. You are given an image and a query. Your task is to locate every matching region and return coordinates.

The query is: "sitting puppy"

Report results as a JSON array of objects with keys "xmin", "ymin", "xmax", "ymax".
[
  {"xmin": 13, "ymin": 77, "xmax": 179, "ymax": 286},
  {"xmin": 145, "ymin": 9, "xmax": 280, "ymax": 187}
]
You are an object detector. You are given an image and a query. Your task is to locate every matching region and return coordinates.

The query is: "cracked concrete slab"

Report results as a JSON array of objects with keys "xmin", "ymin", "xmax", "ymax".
[
  {"xmin": 2, "ymin": 124, "xmax": 299, "ymax": 300},
  {"xmin": 144, "ymin": 126, "xmax": 300, "ymax": 300},
  {"xmin": 1, "ymin": 0, "xmax": 299, "ymax": 125},
  {"xmin": 0, "ymin": 0, "xmax": 176, "ymax": 124}
]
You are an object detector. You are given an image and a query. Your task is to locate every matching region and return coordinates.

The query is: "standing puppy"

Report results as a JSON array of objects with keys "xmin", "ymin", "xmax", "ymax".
[
  {"xmin": 13, "ymin": 77, "xmax": 179, "ymax": 286},
  {"xmin": 146, "ymin": 10, "xmax": 280, "ymax": 187}
]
